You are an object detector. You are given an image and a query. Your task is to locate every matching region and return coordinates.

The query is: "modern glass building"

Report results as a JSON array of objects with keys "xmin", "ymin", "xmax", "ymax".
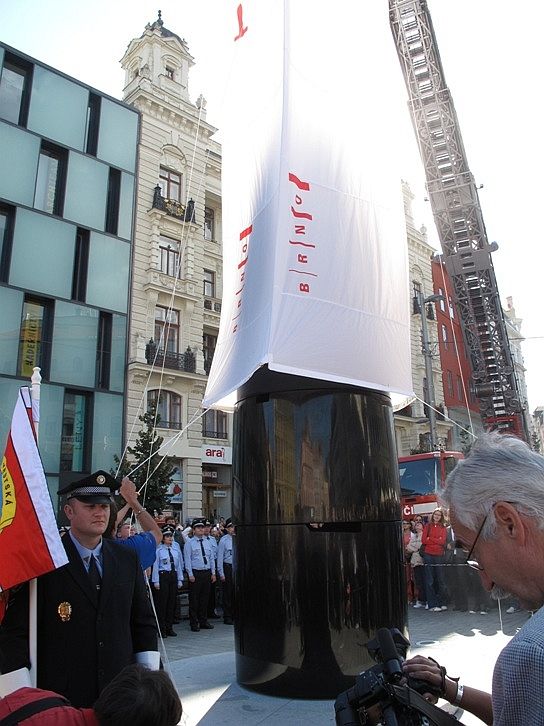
[{"xmin": 0, "ymin": 42, "xmax": 139, "ymax": 505}]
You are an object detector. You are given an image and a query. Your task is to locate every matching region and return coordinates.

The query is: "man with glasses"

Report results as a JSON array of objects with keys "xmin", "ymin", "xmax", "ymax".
[{"xmin": 402, "ymin": 432, "xmax": 544, "ymax": 725}]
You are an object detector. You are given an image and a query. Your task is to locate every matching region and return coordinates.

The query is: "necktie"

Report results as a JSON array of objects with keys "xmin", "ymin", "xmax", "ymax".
[
  {"xmin": 168, "ymin": 548, "xmax": 175, "ymax": 571},
  {"xmin": 88, "ymin": 554, "xmax": 102, "ymax": 594},
  {"xmin": 199, "ymin": 539, "xmax": 208, "ymax": 566}
]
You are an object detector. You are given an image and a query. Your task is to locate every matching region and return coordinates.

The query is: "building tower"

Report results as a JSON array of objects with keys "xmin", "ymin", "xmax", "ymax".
[
  {"xmin": 394, "ymin": 182, "xmax": 452, "ymax": 454},
  {"xmin": 121, "ymin": 14, "xmax": 231, "ymax": 522}
]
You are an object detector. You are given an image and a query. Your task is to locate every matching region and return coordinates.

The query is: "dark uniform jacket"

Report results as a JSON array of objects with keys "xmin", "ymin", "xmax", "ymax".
[{"xmin": 0, "ymin": 534, "xmax": 157, "ymax": 708}]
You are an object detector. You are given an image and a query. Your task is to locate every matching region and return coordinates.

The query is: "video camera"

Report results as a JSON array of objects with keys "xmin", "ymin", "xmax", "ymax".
[{"xmin": 334, "ymin": 628, "xmax": 462, "ymax": 726}]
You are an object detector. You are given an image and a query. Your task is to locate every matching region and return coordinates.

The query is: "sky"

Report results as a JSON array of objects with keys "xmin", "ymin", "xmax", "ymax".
[{"xmin": 1, "ymin": 0, "xmax": 543, "ymax": 411}]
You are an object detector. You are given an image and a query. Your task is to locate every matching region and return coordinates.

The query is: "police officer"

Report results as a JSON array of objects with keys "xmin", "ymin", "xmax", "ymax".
[
  {"xmin": 152, "ymin": 527, "xmax": 184, "ymax": 637},
  {"xmin": 0, "ymin": 471, "xmax": 158, "ymax": 708},
  {"xmin": 217, "ymin": 518, "xmax": 235, "ymax": 624},
  {"xmin": 183, "ymin": 519, "xmax": 216, "ymax": 632},
  {"xmin": 203, "ymin": 518, "xmax": 219, "ymax": 619}
]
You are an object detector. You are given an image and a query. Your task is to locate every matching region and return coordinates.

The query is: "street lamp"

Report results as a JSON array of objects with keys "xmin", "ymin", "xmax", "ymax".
[{"xmin": 413, "ymin": 291, "xmax": 444, "ymax": 450}]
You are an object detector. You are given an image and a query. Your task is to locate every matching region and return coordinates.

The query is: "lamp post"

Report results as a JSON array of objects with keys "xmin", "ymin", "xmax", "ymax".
[{"xmin": 413, "ymin": 291, "xmax": 443, "ymax": 450}]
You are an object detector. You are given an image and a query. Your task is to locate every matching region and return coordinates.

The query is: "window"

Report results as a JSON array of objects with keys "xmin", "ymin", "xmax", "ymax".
[
  {"xmin": 204, "ymin": 207, "xmax": 215, "ymax": 241},
  {"xmin": 456, "ymin": 375, "xmax": 463, "ymax": 401},
  {"xmin": 447, "ymin": 370, "xmax": 454, "ymax": 398},
  {"xmin": 85, "ymin": 93, "xmax": 101, "ymax": 156},
  {"xmin": 441, "ymin": 324, "xmax": 448, "ymax": 349},
  {"xmin": 448, "ymin": 296, "xmax": 455, "ymax": 319},
  {"xmin": 34, "ymin": 142, "xmax": 67, "ymax": 216},
  {"xmin": 158, "ymin": 235, "xmax": 180, "ymax": 277},
  {"xmin": 412, "ymin": 280, "xmax": 421, "ymax": 297},
  {"xmin": 203, "ymin": 269, "xmax": 215, "ymax": 297},
  {"xmin": 438, "ymin": 288, "xmax": 445, "ymax": 311},
  {"xmin": 203, "ymin": 332, "xmax": 217, "ymax": 374},
  {"xmin": 18, "ymin": 297, "xmax": 53, "ymax": 379},
  {"xmin": 147, "ymin": 389, "xmax": 182, "ymax": 429},
  {"xmin": 202, "ymin": 409, "xmax": 228, "ymax": 439},
  {"xmin": 155, "ymin": 306, "xmax": 179, "ymax": 352},
  {"xmin": 105, "ymin": 167, "xmax": 121, "ymax": 234},
  {"xmin": 165, "ymin": 66, "xmax": 175, "ymax": 80},
  {"xmin": 0, "ymin": 54, "xmax": 32, "ymax": 126},
  {"xmin": 60, "ymin": 390, "xmax": 91, "ymax": 472},
  {"xmin": 159, "ymin": 167, "xmax": 182, "ymax": 202},
  {"xmin": 0, "ymin": 204, "xmax": 15, "ymax": 283},
  {"xmin": 96, "ymin": 312, "xmax": 112, "ymax": 389},
  {"xmin": 72, "ymin": 228, "xmax": 89, "ymax": 302}
]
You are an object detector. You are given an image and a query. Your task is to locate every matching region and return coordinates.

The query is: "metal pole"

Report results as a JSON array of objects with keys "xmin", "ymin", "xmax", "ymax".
[
  {"xmin": 28, "ymin": 367, "xmax": 42, "ymax": 688},
  {"xmin": 419, "ymin": 294, "xmax": 438, "ymax": 450}
]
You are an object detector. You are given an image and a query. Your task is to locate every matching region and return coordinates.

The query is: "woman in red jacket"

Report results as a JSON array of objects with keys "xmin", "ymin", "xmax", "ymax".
[{"xmin": 421, "ymin": 508, "xmax": 448, "ymax": 612}]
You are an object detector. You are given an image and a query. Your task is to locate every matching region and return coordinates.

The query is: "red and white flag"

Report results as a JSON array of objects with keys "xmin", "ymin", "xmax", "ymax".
[
  {"xmin": 0, "ymin": 387, "xmax": 67, "ymax": 592},
  {"xmin": 204, "ymin": 1, "xmax": 412, "ymax": 407}
]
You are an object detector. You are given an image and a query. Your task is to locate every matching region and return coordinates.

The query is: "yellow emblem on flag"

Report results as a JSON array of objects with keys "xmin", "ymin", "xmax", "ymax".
[{"xmin": 0, "ymin": 456, "xmax": 17, "ymax": 534}]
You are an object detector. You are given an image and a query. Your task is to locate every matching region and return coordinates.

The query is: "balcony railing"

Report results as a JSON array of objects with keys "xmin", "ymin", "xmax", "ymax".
[
  {"xmin": 157, "ymin": 420, "xmax": 183, "ymax": 430},
  {"xmin": 145, "ymin": 340, "xmax": 196, "ymax": 373},
  {"xmin": 152, "ymin": 185, "xmax": 195, "ymax": 222},
  {"xmin": 204, "ymin": 298, "xmax": 222, "ymax": 313},
  {"xmin": 202, "ymin": 429, "xmax": 228, "ymax": 439}
]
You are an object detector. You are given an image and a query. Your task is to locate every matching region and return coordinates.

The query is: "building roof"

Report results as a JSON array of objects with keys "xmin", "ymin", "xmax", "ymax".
[{"xmin": 144, "ymin": 11, "xmax": 187, "ymax": 49}]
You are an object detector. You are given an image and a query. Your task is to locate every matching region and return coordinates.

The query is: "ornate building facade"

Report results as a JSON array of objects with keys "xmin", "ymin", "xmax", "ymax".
[{"xmin": 121, "ymin": 15, "xmax": 231, "ymax": 522}]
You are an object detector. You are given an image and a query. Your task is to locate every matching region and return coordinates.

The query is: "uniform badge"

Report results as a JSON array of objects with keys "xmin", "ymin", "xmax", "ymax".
[
  {"xmin": 58, "ymin": 602, "xmax": 72, "ymax": 622},
  {"xmin": 96, "ymin": 474, "xmax": 106, "ymax": 485}
]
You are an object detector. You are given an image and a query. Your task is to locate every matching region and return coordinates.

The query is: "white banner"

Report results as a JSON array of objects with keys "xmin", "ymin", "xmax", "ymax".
[{"xmin": 204, "ymin": 1, "xmax": 412, "ymax": 407}]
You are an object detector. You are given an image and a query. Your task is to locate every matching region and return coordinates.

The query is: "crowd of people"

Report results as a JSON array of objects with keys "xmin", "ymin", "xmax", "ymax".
[{"xmin": 403, "ymin": 508, "xmax": 519, "ymax": 615}]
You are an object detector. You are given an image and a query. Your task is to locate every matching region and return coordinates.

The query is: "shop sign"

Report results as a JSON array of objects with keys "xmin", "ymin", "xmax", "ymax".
[{"xmin": 201, "ymin": 445, "xmax": 232, "ymax": 465}]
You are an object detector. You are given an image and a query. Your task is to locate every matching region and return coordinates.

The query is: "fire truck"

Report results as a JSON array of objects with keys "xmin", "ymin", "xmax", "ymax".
[{"xmin": 399, "ymin": 450, "xmax": 463, "ymax": 520}]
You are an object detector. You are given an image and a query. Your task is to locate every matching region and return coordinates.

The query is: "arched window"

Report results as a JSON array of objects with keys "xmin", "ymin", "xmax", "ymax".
[{"xmin": 147, "ymin": 389, "xmax": 182, "ymax": 430}]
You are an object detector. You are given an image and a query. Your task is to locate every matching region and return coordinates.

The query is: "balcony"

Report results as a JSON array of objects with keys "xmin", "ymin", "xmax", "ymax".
[
  {"xmin": 152, "ymin": 185, "xmax": 195, "ymax": 222},
  {"xmin": 156, "ymin": 420, "xmax": 183, "ymax": 431},
  {"xmin": 145, "ymin": 340, "xmax": 196, "ymax": 373},
  {"xmin": 202, "ymin": 429, "xmax": 228, "ymax": 439},
  {"xmin": 204, "ymin": 298, "xmax": 222, "ymax": 313}
]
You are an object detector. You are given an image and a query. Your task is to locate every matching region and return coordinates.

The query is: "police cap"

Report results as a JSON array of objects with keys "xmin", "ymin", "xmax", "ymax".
[
  {"xmin": 191, "ymin": 518, "xmax": 205, "ymax": 529},
  {"xmin": 58, "ymin": 470, "xmax": 117, "ymax": 504}
]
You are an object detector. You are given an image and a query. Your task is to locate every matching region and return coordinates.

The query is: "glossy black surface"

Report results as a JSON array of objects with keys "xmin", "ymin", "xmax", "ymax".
[{"xmin": 233, "ymin": 368, "xmax": 406, "ymax": 698}]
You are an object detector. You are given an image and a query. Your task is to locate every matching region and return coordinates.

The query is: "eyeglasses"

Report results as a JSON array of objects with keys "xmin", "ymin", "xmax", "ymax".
[{"xmin": 463, "ymin": 512, "xmax": 489, "ymax": 571}]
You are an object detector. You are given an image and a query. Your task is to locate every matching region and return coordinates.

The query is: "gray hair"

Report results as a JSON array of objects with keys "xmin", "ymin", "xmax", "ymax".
[{"xmin": 440, "ymin": 432, "xmax": 544, "ymax": 540}]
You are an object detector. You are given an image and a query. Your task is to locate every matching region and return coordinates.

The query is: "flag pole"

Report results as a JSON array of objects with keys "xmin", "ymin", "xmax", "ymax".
[{"xmin": 28, "ymin": 367, "xmax": 41, "ymax": 688}]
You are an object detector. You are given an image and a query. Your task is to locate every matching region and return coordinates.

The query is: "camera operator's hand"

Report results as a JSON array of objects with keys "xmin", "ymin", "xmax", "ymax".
[{"xmin": 402, "ymin": 655, "xmax": 452, "ymax": 703}]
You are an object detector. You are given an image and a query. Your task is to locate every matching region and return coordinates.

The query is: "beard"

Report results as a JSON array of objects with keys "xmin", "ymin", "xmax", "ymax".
[{"xmin": 491, "ymin": 585, "xmax": 512, "ymax": 601}]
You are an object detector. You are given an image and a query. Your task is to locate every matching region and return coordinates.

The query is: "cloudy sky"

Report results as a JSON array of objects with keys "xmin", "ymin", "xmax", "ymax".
[{"xmin": 2, "ymin": 0, "xmax": 543, "ymax": 411}]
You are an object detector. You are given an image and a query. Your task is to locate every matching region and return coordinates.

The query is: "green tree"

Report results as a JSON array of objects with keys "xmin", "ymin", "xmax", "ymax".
[{"xmin": 113, "ymin": 403, "xmax": 176, "ymax": 515}]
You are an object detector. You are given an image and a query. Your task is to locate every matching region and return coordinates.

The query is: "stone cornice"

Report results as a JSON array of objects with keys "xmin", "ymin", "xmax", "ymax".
[{"xmin": 129, "ymin": 91, "xmax": 217, "ymax": 137}]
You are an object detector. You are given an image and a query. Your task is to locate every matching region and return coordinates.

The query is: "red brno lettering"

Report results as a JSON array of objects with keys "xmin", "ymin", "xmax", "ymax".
[
  {"xmin": 234, "ymin": 4, "xmax": 248, "ymax": 42},
  {"xmin": 232, "ymin": 224, "xmax": 253, "ymax": 333},
  {"xmin": 288, "ymin": 173, "xmax": 317, "ymax": 294}
]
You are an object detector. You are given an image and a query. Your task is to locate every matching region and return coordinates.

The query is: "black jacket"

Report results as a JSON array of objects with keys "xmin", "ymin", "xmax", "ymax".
[{"xmin": 0, "ymin": 533, "xmax": 157, "ymax": 707}]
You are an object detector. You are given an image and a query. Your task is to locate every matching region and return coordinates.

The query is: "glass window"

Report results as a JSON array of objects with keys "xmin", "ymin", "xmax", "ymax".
[
  {"xmin": 86, "ymin": 232, "xmax": 130, "ymax": 314},
  {"xmin": 202, "ymin": 409, "xmax": 228, "ymax": 438},
  {"xmin": 0, "ymin": 203, "xmax": 14, "ymax": 282},
  {"xmin": 447, "ymin": 370, "xmax": 454, "ymax": 397},
  {"xmin": 448, "ymin": 296, "xmax": 455, "ymax": 318},
  {"xmin": 27, "ymin": 65, "xmax": 88, "ymax": 150},
  {"xmin": 457, "ymin": 375, "xmax": 463, "ymax": 401},
  {"xmin": 159, "ymin": 167, "xmax": 182, "ymax": 202},
  {"xmin": 155, "ymin": 306, "xmax": 179, "ymax": 352},
  {"xmin": 165, "ymin": 67, "xmax": 175, "ymax": 80},
  {"xmin": 34, "ymin": 143, "xmax": 67, "ymax": 216},
  {"xmin": 85, "ymin": 93, "xmax": 101, "ymax": 156},
  {"xmin": 147, "ymin": 389, "xmax": 182, "ymax": 430},
  {"xmin": 109, "ymin": 314, "xmax": 126, "ymax": 393},
  {"xmin": 39, "ymin": 383, "xmax": 65, "ymax": 473},
  {"xmin": 96, "ymin": 312, "xmax": 112, "ymax": 389},
  {"xmin": 117, "ymin": 172, "xmax": 135, "ymax": 241},
  {"xmin": 10, "ymin": 208, "xmax": 75, "ymax": 299},
  {"xmin": 96, "ymin": 97, "xmax": 138, "ymax": 173},
  {"xmin": 18, "ymin": 297, "xmax": 53, "ymax": 379},
  {"xmin": 50, "ymin": 302, "xmax": 98, "ymax": 388},
  {"xmin": 105, "ymin": 167, "xmax": 121, "ymax": 235},
  {"xmin": 204, "ymin": 207, "xmax": 215, "ymax": 241},
  {"xmin": 92, "ymin": 392, "xmax": 123, "ymax": 472},
  {"xmin": 0, "ymin": 55, "xmax": 31, "ymax": 126},
  {"xmin": 203, "ymin": 332, "xmax": 217, "ymax": 375},
  {"xmin": 64, "ymin": 151, "xmax": 108, "ymax": 231},
  {"xmin": 399, "ymin": 458, "xmax": 438, "ymax": 497},
  {"xmin": 0, "ymin": 286, "xmax": 23, "ymax": 375},
  {"xmin": 438, "ymin": 288, "xmax": 445, "ymax": 311},
  {"xmin": 60, "ymin": 390, "xmax": 90, "ymax": 472},
  {"xmin": 203, "ymin": 269, "xmax": 215, "ymax": 297},
  {"xmin": 72, "ymin": 228, "xmax": 89, "ymax": 302},
  {"xmin": 158, "ymin": 235, "xmax": 180, "ymax": 277},
  {"xmin": 0, "ymin": 123, "xmax": 40, "ymax": 206},
  {"xmin": 441, "ymin": 324, "xmax": 448, "ymax": 349}
]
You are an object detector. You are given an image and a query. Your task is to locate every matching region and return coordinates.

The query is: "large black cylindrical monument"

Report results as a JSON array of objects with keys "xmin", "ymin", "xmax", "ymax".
[{"xmin": 233, "ymin": 367, "xmax": 406, "ymax": 698}]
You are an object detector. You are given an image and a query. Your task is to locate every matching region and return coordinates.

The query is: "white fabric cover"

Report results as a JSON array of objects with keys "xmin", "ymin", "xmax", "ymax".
[{"xmin": 204, "ymin": 1, "xmax": 412, "ymax": 407}]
